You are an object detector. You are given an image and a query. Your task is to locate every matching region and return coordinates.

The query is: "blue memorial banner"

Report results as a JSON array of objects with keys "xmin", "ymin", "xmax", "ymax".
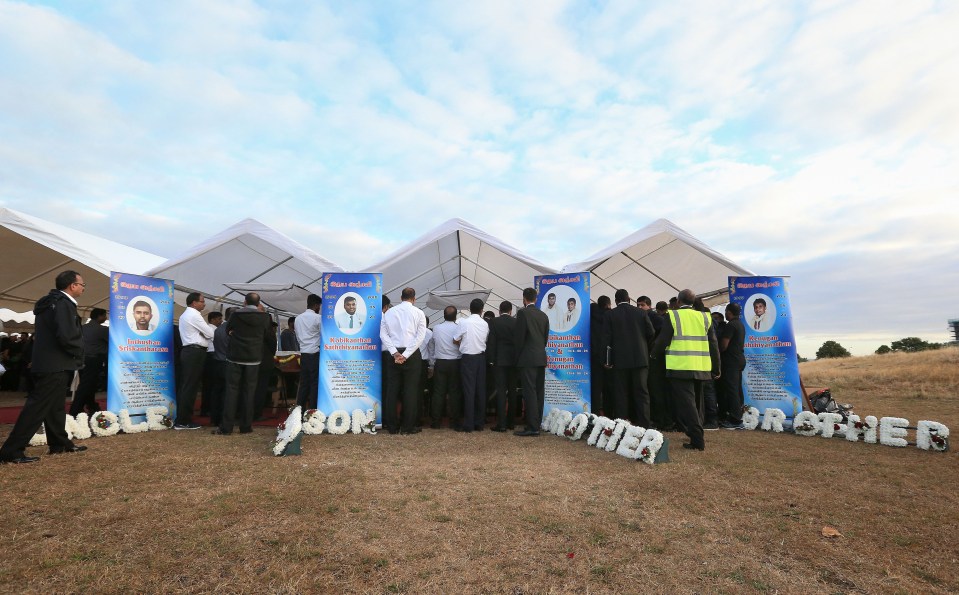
[
  {"xmin": 319, "ymin": 272, "xmax": 383, "ymax": 423},
  {"xmin": 534, "ymin": 272, "xmax": 591, "ymax": 418},
  {"xmin": 729, "ymin": 275, "xmax": 805, "ymax": 419},
  {"xmin": 107, "ymin": 272, "xmax": 176, "ymax": 417}
]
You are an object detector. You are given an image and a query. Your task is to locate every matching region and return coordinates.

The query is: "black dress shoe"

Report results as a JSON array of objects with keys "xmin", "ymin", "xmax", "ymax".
[
  {"xmin": 400, "ymin": 428, "xmax": 422, "ymax": 435},
  {"xmin": 491, "ymin": 427, "xmax": 507, "ymax": 433},
  {"xmin": 455, "ymin": 427, "xmax": 472, "ymax": 433},
  {"xmin": 238, "ymin": 427, "xmax": 253, "ymax": 434},
  {"xmin": 0, "ymin": 455, "xmax": 40, "ymax": 464},
  {"xmin": 211, "ymin": 429, "xmax": 232, "ymax": 435},
  {"xmin": 49, "ymin": 444, "xmax": 88, "ymax": 454},
  {"xmin": 430, "ymin": 422, "xmax": 441, "ymax": 429},
  {"xmin": 514, "ymin": 429, "xmax": 540, "ymax": 437},
  {"xmin": 682, "ymin": 443, "xmax": 705, "ymax": 451}
]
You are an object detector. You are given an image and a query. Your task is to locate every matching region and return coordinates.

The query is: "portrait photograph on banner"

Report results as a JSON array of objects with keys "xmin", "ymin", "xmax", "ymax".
[
  {"xmin": 728, "ymin": 275, "xmax": 804, "ymax": 418},
  {"xmin": 107, "ymin": 272, "xmax": 176, "ymax": 418},
  {"xmin": 319, "ymin": 272, "xmax": 383, "ymax": 424},
  {"xmin": 535, "ymin": 272, "xmax": 591, "ymax": 418}
]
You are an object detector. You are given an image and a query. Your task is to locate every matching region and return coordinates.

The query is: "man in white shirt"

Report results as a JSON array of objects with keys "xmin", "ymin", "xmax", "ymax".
[
  {"xmin": 453, "ymin": 298, "xmax": 490, "ymax": 432},
  {"xmin": 558, "ymin": 297, "xmax": 579, "ymax": 331},
  {"xmin": 428, "ymin": 306, "xmax": 462, "ymax": 429},
  {"xmin": 335, "ymin": 295, "xmax": 364, "ymax": 332},
  {"xmin": 751, "ymin": 298, "xmax": 771, "ymax": 332},
  {"xmin": 543, "ymin": 292, "xmax": 561, "ymax": 331},
  {"xmin": 294, "ymin": 294, "xmax": 322, "ymax": 409},
  {"xmin": 380, "ymin": 287, "xmax": 427, "ymax": 434},
  {"xmin": 175, "ymin": 292, "xmax": 215, "ymax": 429}
]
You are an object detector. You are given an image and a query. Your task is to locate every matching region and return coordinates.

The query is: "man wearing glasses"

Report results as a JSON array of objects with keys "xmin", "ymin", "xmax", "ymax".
[{"xmin": 1, "ymin": 270, "xmax": 88, "ymax": 464}]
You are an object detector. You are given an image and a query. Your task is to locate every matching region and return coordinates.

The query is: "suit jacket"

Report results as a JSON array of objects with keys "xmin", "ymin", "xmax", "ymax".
[
  {"xmin": 226, "ymin": 306, "xmax": 273, "ymax": 364},
  {"xmin": 514, "ymin": 305, "xmax": 549, "ymax": 368},
  {"xmin": 487, "ymin": 314, "xmax": 518, "ymax": 366},
  {"xmin": 603, "ymin": 303, "xmax": 655, "ymax": 369},
  {"xmin": 31, "ymin": 290, "xmax": 84, "ymax": 374}
]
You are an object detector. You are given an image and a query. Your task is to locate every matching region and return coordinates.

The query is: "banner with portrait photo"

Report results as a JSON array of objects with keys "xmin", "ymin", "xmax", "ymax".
[
  {"xmin": 319, "ymin": 273, "xmax": 383, "ymax": 424},
  {"xmin": 107, "ymin": 272, "xmax": 176, "ymax": 417},
  {"xmin": 534, "ymin": 272, "xmax": 591, "ymax": 418},
  {"xmin": 728, "ymin": 275, "xmax": 804, "ymax": 419}
]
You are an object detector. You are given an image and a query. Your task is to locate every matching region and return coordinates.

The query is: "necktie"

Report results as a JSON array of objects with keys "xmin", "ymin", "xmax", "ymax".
[
  {"xmin": 755, "ymin": 320, "xmax": 760, "ymax": 330},
  {"xmin": 349, "ymin": 315, "xmax": 353, "ymax": 329}
]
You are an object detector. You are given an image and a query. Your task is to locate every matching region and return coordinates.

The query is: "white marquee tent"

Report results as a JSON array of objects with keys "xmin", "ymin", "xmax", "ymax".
[
  {"xmin": 562, "ymin": 218, "xmax": 753, "ymax": 307},
  {"xmin": 0, "ymin": 207, "xmax": 166, "ymax": 317},
  {"xmin": 144, "ymin": 219, "xmax": 343, "ymax": 310},
  {"xmin": 362, "ymin": 219, "xmax": 557, "ymax": 322}
]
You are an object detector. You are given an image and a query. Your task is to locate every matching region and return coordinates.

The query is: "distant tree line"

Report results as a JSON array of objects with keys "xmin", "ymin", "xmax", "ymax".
[{"xmin": 875, "ymin": 337, "xmax": 944, "ymax": 355}]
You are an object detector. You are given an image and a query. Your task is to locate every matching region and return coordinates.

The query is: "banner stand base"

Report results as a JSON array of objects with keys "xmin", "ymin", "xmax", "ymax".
[{"xmin": 654, "ymin": 437, "xmax": 670, "ymax": 464}]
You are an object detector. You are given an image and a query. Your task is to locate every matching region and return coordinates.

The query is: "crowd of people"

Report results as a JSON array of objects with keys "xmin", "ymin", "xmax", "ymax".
[{"xmin": 0, "ymin": 269, "xmax": 747, "ymax": 464}]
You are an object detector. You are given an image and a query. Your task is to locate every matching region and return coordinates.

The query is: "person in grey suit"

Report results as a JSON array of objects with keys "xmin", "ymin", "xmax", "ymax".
[
  {"xmin": 603, "ymin": 289, "xmax": 656, "ymax": 426},
  {"xmin": 513, "ymin": 287, "xmax": 549, "ymax": 437},
  {"xmin": 487, "ymin": 300, "xmax": 519, "ymax": 431}
]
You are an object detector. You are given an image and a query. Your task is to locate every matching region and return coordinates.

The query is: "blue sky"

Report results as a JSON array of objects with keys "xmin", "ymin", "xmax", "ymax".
[{"xmin": 2, "ymin": 0, "xmax": 958, "ymax": 355}]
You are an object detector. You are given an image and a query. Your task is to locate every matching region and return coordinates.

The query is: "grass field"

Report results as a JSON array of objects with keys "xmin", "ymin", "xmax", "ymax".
[{"xmin": 1, "ymin": 348, "xmax": 957, "ymax": 593}]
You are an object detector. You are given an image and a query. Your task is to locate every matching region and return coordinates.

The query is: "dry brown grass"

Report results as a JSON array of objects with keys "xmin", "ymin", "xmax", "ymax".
[{"xmin": 2, "ymin": 349, "xmax": 958, "ymax": 594}]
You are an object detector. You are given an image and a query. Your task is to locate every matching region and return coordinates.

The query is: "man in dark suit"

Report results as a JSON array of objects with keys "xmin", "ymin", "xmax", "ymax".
[
  {"xmin": 603, "ymin": 289, "xmax": 656, "ymax": 426},
  {"xmin": 514, "ymin": 287, "xmax": 549, "ymax": 437},
  {"xmin": 487, "ymin": 300, "xmax": 519, "ymax": 431},
  {"xmin": 214, "ymin": 293, "xmax": 272, "ymax": 435},
  {"xmin": 70, "ymin": 307, "xmax": 109, "ymax": 416},
  {"xmin": 589, "ymin": 295, "xmax": 612, "ymax": 416},
  {"xmin": 1, "ymin": 270, "xmax": 88, "ymax": 464}
]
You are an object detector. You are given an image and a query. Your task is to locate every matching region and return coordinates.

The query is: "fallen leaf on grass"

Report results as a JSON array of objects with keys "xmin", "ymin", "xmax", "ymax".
[
  {"xmin": 566, "ymin": 552, "xmax": 575, "ymax": 559},
  {"xmin": 821, "ymin": 526, "xmax": 843, "ymax": 538}
]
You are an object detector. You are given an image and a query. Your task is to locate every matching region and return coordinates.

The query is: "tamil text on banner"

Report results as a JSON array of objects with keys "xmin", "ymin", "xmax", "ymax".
[
  {"xmin": 107, "ymin": 272, "xmax": 176, "ymax": 417},
  {"xmin": 728, "ymin": 275, "xmax": 804, "ymax": 418},
  {"xmin": 319, "ymin": 273, "xmax": 383, "ymax": 423},
  {"xmin": 535, "ymin": 272, "xmax": 591, "ymax": 419}
]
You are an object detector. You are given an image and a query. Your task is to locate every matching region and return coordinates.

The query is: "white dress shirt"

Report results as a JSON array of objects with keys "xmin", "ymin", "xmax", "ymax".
[
  {"xmin": 421, "ymin": 328, "xmax": 434, "ymax": 366},
  {"xmin": 335, "ymin": 311, "xmax": 364, "ymax": 331},
  {"xmin": 544, "ymin": 304, "xmax": 561, "ymax": 330},
  {"xmin": 294, "ymin": 308, "xmax": 321, "ymax": 353},
  {"xmin": 430, "ymin": 320, "xmax": 461, "ymax": 361},
  {"xmin": 179, "ymin": 307, "xmax": 214, "ymax": 348},
  {"xmin": 380, "ymin": 301, "xmax": 427, "ymax": 357},
  {"xmin": 454, "ymin": 314, "xmax": 489, "ymax": 355}
]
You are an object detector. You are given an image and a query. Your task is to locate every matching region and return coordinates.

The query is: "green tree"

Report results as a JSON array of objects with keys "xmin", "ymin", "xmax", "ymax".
[
  {"xmin": 875, "ymin": 344, "xmax": 892, "ymax": 354},
  {"xmin": 890, "ymin": 337, "xmax": 941, "ymax": 353},
  {"xmin": 797, "ymin": 354, "xmax": 809, "ymax": 363},
  {"xmin": 816, "ymin": 340, "xmax": 851, "ymax": 359}
]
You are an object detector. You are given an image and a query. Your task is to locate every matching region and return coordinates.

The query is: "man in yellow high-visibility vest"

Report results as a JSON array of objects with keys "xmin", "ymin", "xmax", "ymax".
[{"xmin": 651, "ymin": 289, "xmax": 721, "ymax": 451}]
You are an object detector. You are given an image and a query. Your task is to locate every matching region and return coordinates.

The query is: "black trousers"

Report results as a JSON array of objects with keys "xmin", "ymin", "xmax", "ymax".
[
  {"xmin": 702, "ymin": 379, "xmax": 719, "ymax": 424},
  {"xmin": 669, "ymin": 377, "xmax": 705, "ymax": 448},
  {"xmin": 176, "ymin": 346, "xmax": 206, "ymax": 425},
  {"xmin": 1, "ymin": 370, "xmax": 74, "ymax": 459},
  {"xmin": 431, "ymin": 358, "xmax": 462, "ymax": 426},
  {"xmin": 384, "ymin": 349, "xmax": 422, "ymax": 433},
  {"xmin": 460, "ymin": 353, "xmax": 487, "ymax": 431},
  {"xmin": 222, "ymin": 362, "xmax": 259, "ymax": 433},
  {"xmin": 493, "ymin": 364, "xmax": 519, "ymax": 429},
  {"xmin": 719, "ymin": 365, "xmax": 745, "ymax": 423},
  {"xmin": 253, "ymin": 360, "xmax": 272, "ymax": 419},
  {"xmin": 201, "ymin": 352, "xmax": 217, "ymax": 415},
  {"xmin": 70, "ymin": 354, "xmax": 104, "ymax": 416},
  {"xmin": 209, "ymin": 359, "xmax": 227, "ymax": 426},
  {"xmin": 590, "ymin": 354, "xmax": 609, "ymax": 415},
  {"xmin": 612, "ymin": 367, "xmax": 651, "ymax": 427},
  {"xmin": 648, "ymin": 356, "xmax": 673, "ymax": 429},
  {"xmin": 518, "ymin": 366, "xmax": 546, "ymax": 431},
  {"xmin": 295, "ymin": 352, "xmax": 319, "ymax": 409}
]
